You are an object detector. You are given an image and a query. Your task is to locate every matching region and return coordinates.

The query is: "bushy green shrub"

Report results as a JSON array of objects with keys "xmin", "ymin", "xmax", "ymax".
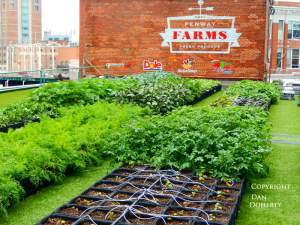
[
  {"xmin": 108, "ymin": 106, "xmax": 272, "ymax": 181},
  {"xmin": 225, "ymin": 80, "xmax": 281, "ymax": 102}
]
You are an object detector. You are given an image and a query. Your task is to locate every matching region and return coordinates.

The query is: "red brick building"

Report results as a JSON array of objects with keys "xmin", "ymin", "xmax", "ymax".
[
  {"xmin": 268, "ymin": 0, "xmax": 300, "ymax": 81},
  {"xmin": 80, "ymin": 0, "xmax": 269, "ymax": 81}
]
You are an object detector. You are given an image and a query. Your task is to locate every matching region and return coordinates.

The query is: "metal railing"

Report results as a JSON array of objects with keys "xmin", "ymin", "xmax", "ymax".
[{"xmin": 0, "ymin": 63, "xmax": 131, "ymax": 86}]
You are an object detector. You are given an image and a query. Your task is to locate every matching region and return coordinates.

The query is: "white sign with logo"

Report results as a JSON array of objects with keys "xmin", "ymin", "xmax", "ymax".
[{"xmin": 160, "ymin": 0, "xmax": 241, "ymax": 54}]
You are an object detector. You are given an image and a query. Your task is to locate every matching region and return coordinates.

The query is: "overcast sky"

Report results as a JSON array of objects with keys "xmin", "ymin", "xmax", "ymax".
[{"xmin": 42, "ymin": 0, "xmax": 79, "ymax": 35}]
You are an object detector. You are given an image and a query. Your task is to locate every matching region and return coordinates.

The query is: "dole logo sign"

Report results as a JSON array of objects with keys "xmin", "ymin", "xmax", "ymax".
[
  {"xmin": 160, "ymin": 0, "xmax": 241, "ymax": 54},
  {"xmin": 143, "ymin": 60, "xmax": 162, "ymax": 71}
]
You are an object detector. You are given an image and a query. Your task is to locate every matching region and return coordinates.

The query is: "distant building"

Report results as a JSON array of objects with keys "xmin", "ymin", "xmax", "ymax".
[
  {"xmin": 0, "ymin": 0, "xmax": 42, "ymax": 71},
  {"xmin": 269, "ymin": 0, "xmax": 300, "ymax": 71},
  {"xmin": 43, "ymin": 29, "xmax": 79, "ymax": 47},
  {"xmin": 7, "ymin": 42, "xmax": 79, "ymax": 73}
]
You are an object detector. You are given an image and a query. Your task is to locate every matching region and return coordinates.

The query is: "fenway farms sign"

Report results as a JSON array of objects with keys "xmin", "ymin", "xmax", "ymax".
[{"xmin": 160, "ymin": 0, "xmax": 242, "ymax": 54}]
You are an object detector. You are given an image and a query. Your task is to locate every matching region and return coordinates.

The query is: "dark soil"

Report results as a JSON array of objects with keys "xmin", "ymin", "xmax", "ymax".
[
  {"xmin": 208, "ymin": 195, "xmax": 237, "ymax": 204},
  {"xmin": 122, "ymin": 165, "xmax": 146, "ymax": 170},
  {"xmin": 102, "ymin": 200, "xmax": 133, "ymax": 207},
  {"xmin": 190, "ymin": 177, "xmax": 216, "ymax": 185},
  {"xmin": 166, "ymin": 209, "xmax": 197, "ymax": 218},
  {"xmin": 122, "ymin": 215, "xmax": 156, "ymax": 225},
  {"xmin": 185, "ymin": 184, "xmax": 211, "ymax": 192},
  {"xmin": 73, "ymin": 198, "xmax": 98, "ymax": 206},
  {"xmin": 167, "ymin": 176, "xmax": 187, "ymax": 182},
  {"xmin": 218, "ymin": 181, "xmax": 242, "ymax": 188},
  {"xmin": 140, "ymin": 196, "xmax": 171, "ymax": 205},
  {"xmin": 154, "ymin": 181, "xmax": 183, "ymax": 189},
  {"xmin": 96, "ymin": 183, "xmax": 121, "ymax": 189},
  {"xmin": 172, "ymin": 200, "xmax": 203, "ymax": 209},
  {"xmin": 105, "ymin": 176, "xmax": 130, "ymax": 182},
  {"xmin": 153, "ymin": 189, "xmax": 180, "ymax": 196},
  {"xmin": 130, "ymin": 179, "xmax": 155, "ymax": 186},
  {"xmin": 112, "ymin": 193, "xmax": 139, "ymax": 201},
  {"xmin": 89, "ymin": 210, "xmax": 122, "ymax": 221},
  {"xmin": 114, "ymin": 171, "xmax": 136, "ymax": 175},
  {"xmin": 133, "ymin": 205, "xmax": 165, "ymax": 214},
  {"xmin": 199, "ymin": 212, "xmax": 229, "ymax": 223},
  {"xmin": 218, "ymin": 188, "xmax": 240, "ymax": 195},
  {"xmin": 178, "ymin": 191, "xmax": 206, "ymax": 200},
  {"xmin": 204, "ymin": 203, "xmax": 234, "ymax": 213},
  {"xmin": 156, "ymin": 219, "xmax": 190, "ymax": 225},
  {"xmin": 121, "ymin": 185, "xmax": 144, "ymax": 192},
  {"xmin": 83, "ymin": 190, "xmax": 112, "ymax": 198},
  {"xmin": 138, "ymin": 172, "xmax": 159, "ymax": 177},
  {"xmin": 44, "ymin": 218, "xmax": 74, "ymax": 225},
  {"xmin": 60, "ymin": 207, "xmax": 83, "ymax": 216}
]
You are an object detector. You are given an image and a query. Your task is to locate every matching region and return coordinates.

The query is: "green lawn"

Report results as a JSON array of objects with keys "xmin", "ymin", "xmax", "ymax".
[
  {"xmin": 1, "ymin": 89, "xmax": 300, "ymax": 224},
  {"xmin": 0, "ymin": 89, "xmax": 35, "ymax": 108}
]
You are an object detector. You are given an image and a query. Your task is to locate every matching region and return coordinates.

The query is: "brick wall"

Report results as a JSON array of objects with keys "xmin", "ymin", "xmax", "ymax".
[{"xmin": 80, "ymin": 0, "xmax": 268, "ymax": 80}]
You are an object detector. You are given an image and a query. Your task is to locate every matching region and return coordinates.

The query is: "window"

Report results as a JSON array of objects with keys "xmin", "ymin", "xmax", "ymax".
[
  {"xmin": 277, "ymin": 48, "xmax": 282, "ymax": 68},
  {"xmin": 287, "ymin": 49, "xmax": 291, "ymax": 68},
  {"xmin": 3, "ymin": 53, "xmax": 6, "ymax": 57},
  {"xmin": 54, "ymin": 38, "xmax": 59, "ymax": 41},
  {"xmin": 4, "ymin": 60, "xmax": 6, "ymax": 64},
  {"xmin": 288, "ymin": 21, "xmax": 300, "ymax": 40},
  {"xmin": 41, "ymin": 56, "xmax": 43, "ymax": 59},
  {"xmin": 49, "ymin": 38, "xmax": 53, "ymax": 41},
  {"xmin": 3, "ymin": 26, "xmax": 6, "ymax": 30},
  {"xmin": 50, "ymin": 62, "xmax": 52, "ymax": 66},
  {"xmin": 63, "ymin": 37, "xmax": 69, "ymax": 41},
  {"xmin": 9, "ymin": 0, "xmax": 14, "ymax": 9},
  {"xmin": 3, "ymin": 19, "xmax": 5, "ymax": 23},
  {"xmin": 292, "ymin": 49, "xmax": 299, "ymax": 68},
  {"xmin": 3, "ymin": 0, "xmax": 5, "ymax": 9},
  {"xmin": 50, "ymin": 57, "xmax": 52, "ymax": 60},
  {"xmin": 0, "ymin": 60, "xmax": 2, "ymax": 64},
  {"xmin": 65, "ymin": 61, "xmax": 69, "ymax": 66},
  {"xmin": 3, "ymin": 40, "xmax": 6, "ymax": 44},
  {"xmin": 34, "ymin": 0, "xmax": 39, "ymax": 11},
  {"xmin": 61, "ymin": 61, "xmax": 64, "ymax": 66},
  {"xmin": 3, "ymin": 46, "xmax": 6, "ymax": 50},
  {"xmin": 3, "ymin": 12, "xmax": 5, "ymax": 17},
  {"xmin": 41, "ymin": 62, "xmax": 43, "ymax": 66},
  {"xmin": 3, "ymin": 33, "xmax": 5, "ymax": 37}
]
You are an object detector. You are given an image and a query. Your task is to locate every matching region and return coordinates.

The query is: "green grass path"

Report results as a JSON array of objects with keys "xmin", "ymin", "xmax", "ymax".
[{"xmin": 0, "ymin": 89, "xmax": 35, "ymax": 108}]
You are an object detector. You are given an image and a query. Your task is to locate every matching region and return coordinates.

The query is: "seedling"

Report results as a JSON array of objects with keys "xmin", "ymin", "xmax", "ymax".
[
  {"xmin": 115, "ymin": 176, "xmax": 122, "ymax": 181},
  {"xmin": 83, "ymin": 199, "xmax": 90, "ymax": 205},
  {"xmin": 191, "ymin": 192, "xmax": 196, "ymax": 197},
  {"xmin": 214, "ymin": 202, "xmax": 222, "ymax": 211},
  {"xmin": 217, "ymin": 191, "xmax": 226, "ymax": 201},
  {"xmin": 225, "ymin": 179, "xmax": 232, "ymax": 187},
  {"xmin": 183, "ymin": 201, "xmax": 190, "ymax": 207},
  {"xmin": 164, "ymin": 179, "xmax": 173, "ymax": 188},
  {"xmin": 209, "ymin": 214, "xmax": 215, "ymax": 221},
  {"xmin": 108, "ymin": 211, "xmax": 114, "ymax": 221},
  {"xmin": 129, "ymin": 161, "xmax": 134, "ymax": 168},
  {"xmin": 179, "ymin": 210, "xmax": 184, "ymax": 215}
]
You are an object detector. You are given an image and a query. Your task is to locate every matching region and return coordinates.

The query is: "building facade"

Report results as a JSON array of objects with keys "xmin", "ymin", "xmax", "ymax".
[
  {"xmin": 7, "ymin": 43, "xmax": 79, "ymax": 73},
  {"xmin": 0, "ymin": 0, "xmax": 42, "ymax": 72},
  {"xmin": 269, "ymin": 0, "xmax": 300, "ymax": 76},
  {"xmin": 80, "ymin": 0, "xmax": 269, "ymax": 81}
]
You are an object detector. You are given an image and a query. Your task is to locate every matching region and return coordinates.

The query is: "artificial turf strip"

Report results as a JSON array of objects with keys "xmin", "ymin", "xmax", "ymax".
[
  {"xmin": 267, "ymin": 96, "xmax": 300, "ymax": 136},
  {"xmin": 235, "ymin": 143, "xmax": 300, "ymax": 225},
  {"xmin": 192, "ymin": 90, "xmax": 224, "ymax": 108},
  {"xmin": 0, "ymin": 161, "xmax": 118, "ymax": 225},
  {"xmin": 0, "ymin": 88, "xmax": 35, "ymax": 108}
]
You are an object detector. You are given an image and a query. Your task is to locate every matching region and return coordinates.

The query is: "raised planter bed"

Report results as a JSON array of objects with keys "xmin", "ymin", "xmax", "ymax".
[
  {"xmin": 186, "ymin": 85, "xmax": 222, "ymax": 106},
  {"xmin": 36, "ymin": 164, "xmax": 244, "ymax": 225}
]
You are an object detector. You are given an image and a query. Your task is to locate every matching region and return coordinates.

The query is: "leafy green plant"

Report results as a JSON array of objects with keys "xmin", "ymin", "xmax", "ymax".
[
  {"xmin": 108, "ymin": 106, "xmax": 272, "ymax": 181},
  {"xmin": 225, "ymin": 80, "xmax": 281, "ymax": 103}
]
